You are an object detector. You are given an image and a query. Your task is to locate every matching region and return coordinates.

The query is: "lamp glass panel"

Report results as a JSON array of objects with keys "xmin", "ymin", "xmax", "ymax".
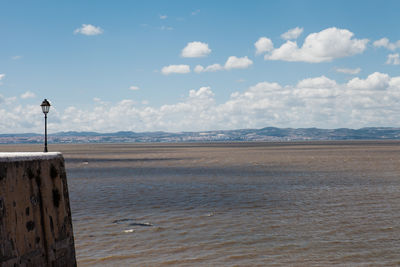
[{"xmin": 41, "ymin": 104, "xmax": 50, "ymax": 114}]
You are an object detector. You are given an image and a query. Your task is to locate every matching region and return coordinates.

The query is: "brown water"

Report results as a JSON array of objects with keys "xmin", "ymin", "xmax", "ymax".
[{"xmin": 3, "ymin": 142, "xmax": 400, "ymax": 266}]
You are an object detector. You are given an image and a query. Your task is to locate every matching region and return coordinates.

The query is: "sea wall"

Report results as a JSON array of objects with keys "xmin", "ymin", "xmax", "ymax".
[{"xmin": 0, "ymin": 152, "xmax": 76, "ymax": 267}]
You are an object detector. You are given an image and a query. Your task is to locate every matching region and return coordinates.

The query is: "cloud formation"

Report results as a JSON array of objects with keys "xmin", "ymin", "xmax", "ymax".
[
  {"xmin": 3, "ymin": 72, "xmax": 400, "ymax": 133},
  {"xmin": 264, "ymin": 27, "xmax": 368, "ymax": 63},
  {"xmin": 335, "ymin": 67, "xmax": 361, "ymax": 75},
  {"xmin": 281, "ymin": 27, "xmax": 303, "ymax": 40},
  {"xmin": 181, "ymin": 42, "xmax": 211, "ymax": 58},
  {"xmin": 386, "ymin": 53, "xmax": 400, "ymax": 65},
  {"xmin": 74, "ymin": 24, "xmax": 103, "ymax": 36},
  {"xmin": 161, "ymin": 64, "xmax": 190, "ymax": 75},
  {"xmin": 373, "ymin": 38, "xmax": 400, "ymax": 51},
  {"xmin": 224, "ymin": 56, "xmax": 253, "ymax": 70},
  {"xmin": 21, "ymin": 91, "xmax": 36, "ymax": 99},
  {"xmin": 195, "ymin": 56, "xmax": 253, "ymax": 73},
  {"xmin": 0, "ymin": 74, "xmax": 5, "ymax": 81},
  {"xmin": 297, "ymin": 76, "xmax": 337, "ymax": 89},
  {"xmin": 347, "ymin": 72, "xmax": 390, "ymax": 90},
  {"xmin": 254, "ymin": 37, "xmax": 273, "ymax": 55},
  {"xmin": 194, "ymin": 64, "xmax": 223, "ymax": 73}
]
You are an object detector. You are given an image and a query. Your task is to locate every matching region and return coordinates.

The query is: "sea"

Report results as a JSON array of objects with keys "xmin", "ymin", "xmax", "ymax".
[{"xmin": 6, "ymin": 142, "xmax": 400, "ymax": 266}]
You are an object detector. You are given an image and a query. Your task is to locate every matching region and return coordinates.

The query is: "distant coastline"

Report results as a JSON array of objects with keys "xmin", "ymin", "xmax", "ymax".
[{"xmin": 1, "ymin": 127, "xmax": 400, "ymax": 144}]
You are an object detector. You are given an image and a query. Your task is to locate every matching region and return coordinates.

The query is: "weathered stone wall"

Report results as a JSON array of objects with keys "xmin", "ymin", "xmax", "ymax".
[{"xmin": 0, "ymin": 153, "xmax": 76, "ymax": 267}]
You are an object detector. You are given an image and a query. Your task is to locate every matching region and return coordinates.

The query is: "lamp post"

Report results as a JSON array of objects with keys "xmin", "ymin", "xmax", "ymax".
[{"xmin": 40, "ymin": 99, "xmax": 51, "ymax": 152}]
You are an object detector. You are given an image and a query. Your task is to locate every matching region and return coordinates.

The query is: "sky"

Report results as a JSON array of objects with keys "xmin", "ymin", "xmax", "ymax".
[{"xmin": 1, "ymin": 0, "xmax": 400, "ymax": 133}]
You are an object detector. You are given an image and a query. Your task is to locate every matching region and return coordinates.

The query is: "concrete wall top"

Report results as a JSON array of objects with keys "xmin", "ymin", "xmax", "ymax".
[{"xmin": 0, "ymin": 152, "xmax": 62, "ymax": 162}]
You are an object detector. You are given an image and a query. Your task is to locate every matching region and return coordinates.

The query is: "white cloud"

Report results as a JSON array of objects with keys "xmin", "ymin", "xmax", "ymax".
[
  {"xmin": 294, "ymin": 76, "xmax": 338, "ymax": 99},
  {"xmin": 373, "ymin": 38, "xmax": 390, "ymax": 48},
  {"xmin": 20, "ymin": 91, "xmax": 36, "ymax": 99},
  {"xmin": 129, "ymin": 85, "xmax": 140, "ymax": 91},
  {"xmin": 160, "ymin": 15, "xmax": 167, "ymax": 19},
  {"xmin": 0, "ymin": 99, "xmax": 53, "ymax": 133},
  {"xmin": 195, "ymin": 56, "xmax": 252, "ymax": 73},
  {"xmin": 5, "ymin": 72, "xmax": 400, "ymax": 133},
  {"xmin": 265, "ymin": 27, "xmax": 368, "ymax": 63},
  {"xmin": 181, "ymin": 41, "xmax": 211, "ymax": 58},
  {"xmin": 74, "ymin": 24, "xmax": 103, "ymax": 36},
  {"xmin": 347, "ymin": 72, "xmax": 390, "ymax": 90},
  {"xmin": 255, "ymin": 37, "xmax": 273, "ymax": 55},
  {"xmin": 386, "ymin": 53, "xmax": 400, "ymax": 65},
  {"xmin": 224, "ymin": 56, "xmax": 253, "ymax": 70},
  {"xmin": 0, "ymin": 74, "xmax": 5, "ymax": 80},
  {"xmin": 12, "ymin": 55, "xmax": 22, "ymax": 60},
  {"xmin": 335, "ymin": 67, "xmax": 361, "ymax": 75},
  {"xmin": 194, "ymin": 64, "xmax": 223, "ymax": 73},
  {"xmin": 204, "ymin": 64, "xmax": 224, "ymax": 72},
  {"xmin": 161, "ymin": 64, "xmax": 190, "ymax": 75},
  {"xmin": 373, "ymin": 38, "xmax": 400, "ymax": 51},
  {"xmin": 297, "ymin": 76, "xmax": 337, "ymax": 88},
  {"xmin": 189, "ymin": 86, "xmax": 214, "ymax": 98},
  {"xmin": 281, "ymin": 27, "xmax": 303, "ymax": 40}
]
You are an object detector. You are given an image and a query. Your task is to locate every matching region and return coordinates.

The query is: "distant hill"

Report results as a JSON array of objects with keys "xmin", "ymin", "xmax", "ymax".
[{"xmin": 1, "ymin": 127, "xmax": 400, "ymax": 144}]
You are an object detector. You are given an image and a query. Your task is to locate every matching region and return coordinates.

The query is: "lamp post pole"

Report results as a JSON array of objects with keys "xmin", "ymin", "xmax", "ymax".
[
  {"xmin": 44, "ymin": 112, "xmax": 48, "ymax": 152},
  {"xmin": 40, "ymin": 99, "xmax": 51, "ymax": 153}
]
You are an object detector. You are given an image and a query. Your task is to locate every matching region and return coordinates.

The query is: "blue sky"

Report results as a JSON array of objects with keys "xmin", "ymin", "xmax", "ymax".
[{"xmin": 1, "ymin": 0, "xmax": 400, "ymax": 133}]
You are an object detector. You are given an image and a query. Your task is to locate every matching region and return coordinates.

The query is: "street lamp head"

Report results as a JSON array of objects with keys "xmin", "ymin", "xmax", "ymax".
[{"xmin": 41, "ymin": 99, "xmax": 51, "ymax": 114}]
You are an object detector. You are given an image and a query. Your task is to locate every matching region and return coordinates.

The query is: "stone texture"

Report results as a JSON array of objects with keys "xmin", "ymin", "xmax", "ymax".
[{"xmin": 0, "ymin": 153, "xmax": 76, "ymax": 267}]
